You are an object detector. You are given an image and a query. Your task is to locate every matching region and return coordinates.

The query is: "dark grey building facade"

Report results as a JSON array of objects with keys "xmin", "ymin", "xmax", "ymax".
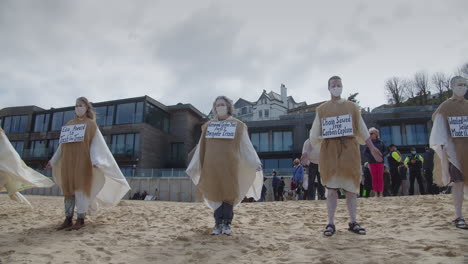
[{"xmin": 0, "ymin": 96, "xmax": 206, "ymax": 175}]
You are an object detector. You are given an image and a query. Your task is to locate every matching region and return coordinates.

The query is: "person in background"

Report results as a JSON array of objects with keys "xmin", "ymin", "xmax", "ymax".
[
  {"xmin": 362, "ymin": 162, "xmax": 372, "ymax": 198},
  {"xmin": 423, "ymin": 145, "xmax": 436, "ymax": 195},
  {"xmin": 272, "ymin": 170, "xmax": 280, "ymax": 201},
  {"xmin": 388, "ymin": 144, "xmax": 404, "ymax": 196},
  {"xmin": 141, "ymin": 190, "xmax": 148, "ymax": 200},
  {"xmin": 398, "ymin": 165, "xmax": 408, "ymax": 196},
  {"xmin": 364, "ymin": 127, "xmax": 388, "ymax": 198},
  {"xmin": 303, "ymin": 166, "xmax": 309, "ymax": 200},
  {"xmin": 404, "ymin": 147, "xmax": 425, "ymax": 195},
  {"xmin": 292, "ymin": 158, "xmax": 304, "ymax": 200},
  {"xmin": 260, "ymin": 177, "xmax": 267, "ymax": 202},
  {"xmin": 383, "ymin": 166, "xmax": 392, "ymax": 197},
  {"xmin": 300, "ymin": 139, "xmax": 325, "ymax": 200},
  {"xmin": 278, "ymin": 177, "xmax": 285, "ymax": 201},
  {"xmin": 132, "ymin": 191, "xmax": 141, "ymax": 200}
]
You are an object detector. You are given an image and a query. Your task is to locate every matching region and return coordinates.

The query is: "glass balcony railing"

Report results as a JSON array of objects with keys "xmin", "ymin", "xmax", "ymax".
[{"xmin": 22, "ymin": 147, "xmax": 52, "ymax": 159}]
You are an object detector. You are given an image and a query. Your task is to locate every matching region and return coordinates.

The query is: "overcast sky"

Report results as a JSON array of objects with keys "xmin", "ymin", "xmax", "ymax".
[{"xmin": 1, "ymin": 0, "xmax": 467, "ymax": 114}]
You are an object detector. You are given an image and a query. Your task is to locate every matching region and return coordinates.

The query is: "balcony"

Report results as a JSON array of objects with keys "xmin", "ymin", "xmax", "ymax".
[{"xmin": 22, "ymin": 147, "xmax": 52, "ymax": 159}]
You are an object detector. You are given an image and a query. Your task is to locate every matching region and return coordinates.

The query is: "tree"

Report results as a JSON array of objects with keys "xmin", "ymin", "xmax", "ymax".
[
  {"xmin": 412, "ymin": 71, "xmax": 431, "ymax": 105},
  {"xmin": 384, "ymin": 77, "xmax": 406, "ymax": 105},
  {"xmin": 347, "ymin": 92, "xmax": 359, "ymax": 104},
  {"xmin": 432, "ymin": 72, "xmax": 451, "ymax": 103},
  {"xmin": 457, "ymin": 62, "xmax": 468, "ymax": 78}
]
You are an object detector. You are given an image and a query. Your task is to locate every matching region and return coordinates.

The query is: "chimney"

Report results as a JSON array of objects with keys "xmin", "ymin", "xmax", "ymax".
[{"xmin": 280, "ymin": 84, "xmax": 287, "ymax": 103}]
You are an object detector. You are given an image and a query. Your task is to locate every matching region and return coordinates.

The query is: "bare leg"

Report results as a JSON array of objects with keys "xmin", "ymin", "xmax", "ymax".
[
  {"xmin": 345, "ymin": 191, "xmax": 357, "ymax": 223},
  {"xmin": 327, "ymin": 189, "xmax": 338, "ymax": 225},
  {"xmin": 452, "ymin": 182, "xmax": 464, "ymax": 219}
]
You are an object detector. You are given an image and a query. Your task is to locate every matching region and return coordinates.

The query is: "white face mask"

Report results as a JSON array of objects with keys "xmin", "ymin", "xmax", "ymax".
[
  {"xmin": 329, "ymin": 87, "xmax": 343, "ymax": 97},
  {"xmin": 216, "ymin": 106, "xmax": 228, "ymax": 117},
  {"xmin": 453, "ymin": 85, "xmax": 467, "ymax": 97},
  {"xmin": 411, "ymin": 151, "xmax": 416, "ymax": 155},
  {"xmin": 75, "ymin": 106, "xmax": 87, "ymax": 117}
]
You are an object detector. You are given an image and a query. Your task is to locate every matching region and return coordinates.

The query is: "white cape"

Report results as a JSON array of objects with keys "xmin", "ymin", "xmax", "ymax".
[
  {"xmin": 51, "ymin": 129, "xmax": 131, "ymax": 214},
  {"xmin": 186, "ymin": 118, "xmax": 263, "ymax": 210},
  {"xmin": 0, "ymin": 130, "xmax": 55, "ymax": 205}
]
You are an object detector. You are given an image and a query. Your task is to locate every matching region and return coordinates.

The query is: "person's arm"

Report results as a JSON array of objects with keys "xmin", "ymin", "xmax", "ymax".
[
  {"xmin": 418, "ymin": 155, "xmax": 424, "ymax": 163},
  {"xmin": 392, "ymin": 152, "xmax": 402, "ymax": 163},
  {"xmin": 365, "ymin": 138, "xmax": 383, "ymax": 162},
  {"xmin": 404, "ymin": 156, "xmax": 409, "ymax": 166},
  {"xmin": 299, "ymin": 166, "xmax": 304, "ymax": 182},
  {"xmin": 381, "ymin": 142, "xmax": 389, "ymax": 157},
  {"xmin": 45, "ymin": 143, "xmax": 62, "ymax": 169},
  {"xmin": 301, "ymin": 139, "xmax": 312, "ymax": 165},
  {"xmin": 309, "ymin": 113, "xmax": 322, "ymax": 148}
]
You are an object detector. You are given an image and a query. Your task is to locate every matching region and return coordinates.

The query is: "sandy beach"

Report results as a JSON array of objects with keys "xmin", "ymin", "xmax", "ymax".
[{"xmin": 0, "ymin": 194, "xmax": 467, "ymax": 264}]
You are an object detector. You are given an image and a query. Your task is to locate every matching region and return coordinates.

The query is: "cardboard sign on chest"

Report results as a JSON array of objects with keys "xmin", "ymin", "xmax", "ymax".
[
  {"xmin": 59, "ymin": 124, "xmax": 87, "ymax": 143},
  {"xmin": 448, "ymin": 116, "xmax": 468, "ymax": 138},
  {"xmin": 206, "ymin": 121, "xmax": 237, "ymax": 139},
  {"xmin": 321, "ymin": 114, "xmax": 354, "ymax": 138}
]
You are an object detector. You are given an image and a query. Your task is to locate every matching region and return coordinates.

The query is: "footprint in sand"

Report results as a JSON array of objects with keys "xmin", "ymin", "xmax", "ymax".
[{"xmin": 95, "ymin": 247, "xmax": 113, "ymax": 256}]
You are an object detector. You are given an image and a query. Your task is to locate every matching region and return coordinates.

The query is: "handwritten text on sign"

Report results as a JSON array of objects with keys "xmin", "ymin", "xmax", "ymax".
[
  {"xmin": 321, "ymin": 114, "xmax": 354, "ymax": 138},
  {"xmin": 448, "ymin": 116, "xmax": 468, "ymax": 138},
  {"xmin": 206, "ymin": 121, "xmax": 237, "ymax": 139},
  {"xmin": 59, "ymin": 124, "xmax": 87, "ymax": 143}
]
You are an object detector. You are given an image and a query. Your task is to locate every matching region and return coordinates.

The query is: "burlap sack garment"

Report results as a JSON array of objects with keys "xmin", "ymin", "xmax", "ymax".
[
  {"xmin": 197, "ymin": 118, "xmax": 244, "ymax": 205},
  {"xmin": 316, "ymin": 100, "xmax": 362, "ymax": 192},
  {"xmin": 59, "ymin": 118, "xmax": 97, "ymax": 198}
]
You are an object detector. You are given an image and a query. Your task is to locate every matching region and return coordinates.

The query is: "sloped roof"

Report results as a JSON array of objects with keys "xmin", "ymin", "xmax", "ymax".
[{"xmin": 371, "ymin": 104, "xmax": 439, "ymax": 114}]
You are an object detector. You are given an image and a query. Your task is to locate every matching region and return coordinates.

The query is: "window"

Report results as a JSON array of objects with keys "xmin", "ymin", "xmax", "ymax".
[
  {"xmin": 29, "ymin": 140, "xmax": 48, "ymax": 157},
  {"xmin": 116, "ymin": 102, "xmax": 144, "ymax": 125},
  {"xmin": 380, "ymin": 125, "xmax": 402, "ymax": 146},
  {"xmin": 273, "ymin": 131, "xmax": 293, "ymax": 152},
  {"xmin": 10, "ymin": 141, "xmax": 24, "ymax": 157},
  {"xmin": 111, "ymin": 133, "xmax": 140, "ymax": 157},
  {"xmin": 146, "ymin": 103, "xmax": 170, "ymax": 132},
  {"xmin": 170, "ymin": 143, "xmax": 185, "ymax": 161},
  {"xmin": 263, "ymin": 158, "xmax": 293, "ymax": 170},
  {"xmin": 251, "ymin": 132, "xmax": 269, "ymax": 152},
  {"xmin": 264, "ymin": 109, "xmax": 269, "ymax": 118},
  {"xmin": 95, "ymin": 105, "xmax": 114, "ymax": 126},
  {"xmin": 259, "ymin": 110, "xmax": 263, "ymax": 118},
  {"xmin": 120, "ymin": 167, "xmax": 134, "ymax": 177},
  {"xmin": 51, "ymin": 111, "xmax": 74, "ymax": 131},
  {"xmin": 34, "ymin": 113, "xmax": 50, "ymax": 132},
  {"xmin": 241, "ymin": 107, "xmax": 247, "ymax": 115},
  {"xmin": 2, "ymin": 115, "xmax": 28, "ymax": 134},
  {"xmin": 48, "ymin": 139, "xmax": 60, "ymax": 155},
  {"xmin": 405, "ymin": 124, "xmax": 428, "ymax": 145}
]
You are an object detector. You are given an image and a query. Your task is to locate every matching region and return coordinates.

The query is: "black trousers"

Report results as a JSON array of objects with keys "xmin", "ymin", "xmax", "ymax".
[
  {"xmin": 273, "ymin": 187, "xmax": 279, "ymax": 201},
  {"xmin": 390, "ymin": 167, "xmax": 401, "ymax": 196},
  {"xmin": 409, "ymin": 170, "xmax": 425, "ymax": 195},
  {"xmin": 308, "ymin": 163, "xmax": 325, "ymax": 200},
  {"xmin": 424, "ymin": 169, "xmax": 434, "ymax": 194},
  {"xmin": 214, "ymin": 202, "xmax": 234, "ymax": 225}
]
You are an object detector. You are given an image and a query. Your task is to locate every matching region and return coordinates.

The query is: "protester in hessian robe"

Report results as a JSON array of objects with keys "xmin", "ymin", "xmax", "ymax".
[
  {"xmin": 186, "ymin": 96, "xmax": 263, "ymax": 236},
  {"xmin": 310, "ymin": 76, "xmax": 383, "ymax": 236},
  {"xmin": 46, "ymin": 97, "xmax": 130, "ymax": 231},
  {"xmin": 430, "ymin": 76, "xmax": 468, "ymax": 229},
  {"xmin": 0, "ymin": 127, "xmax": 54, "ymax": 206}
]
